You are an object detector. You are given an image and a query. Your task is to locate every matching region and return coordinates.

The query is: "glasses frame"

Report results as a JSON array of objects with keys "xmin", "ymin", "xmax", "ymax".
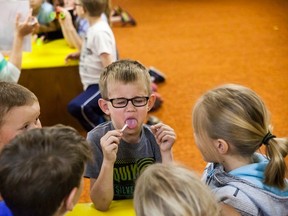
[{"xmin": 107, "ymin": 96, "xmax": 150, "ymax": 108}]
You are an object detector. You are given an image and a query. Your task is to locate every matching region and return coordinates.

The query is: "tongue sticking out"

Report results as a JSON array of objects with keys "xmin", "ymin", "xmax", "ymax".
[{"xmin": 125, "ymin": 119, "xmax": 137, "ymax": 129}]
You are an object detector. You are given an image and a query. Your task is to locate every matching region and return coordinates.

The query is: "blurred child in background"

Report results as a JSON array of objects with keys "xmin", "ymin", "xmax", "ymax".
[
  {"xmin": 30, "ymin": 0, "xmax": 63, "ymax": 41},
  {"xmin": 66, "ymin": 0, "xmax": 117, "ymax": 132},
  {"xmin": 0, "ymin": 11, "xmax": 38, "ymax": 82}
]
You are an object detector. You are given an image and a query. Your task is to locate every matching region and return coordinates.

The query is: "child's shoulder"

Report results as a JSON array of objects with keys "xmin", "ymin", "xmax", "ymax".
[
  {"xmin": 88, "ymin": 121, "xmax": 113, "ymax": 138},
  {"xmin": 41, "ymin": 1, "xmax": 54, "ymax": 12},
  {"xmin": 141, "ymin": 124, "xmax": 151, "ymax": 132},
  {"xmin": 0, "ymin": 201, "xmax": 12, "ymax": 216},
  {"xmin": 89, "ymin": 20, "xmax": 111, "ymax": 31},
  {"xmin": 141, "ymin": 124, "xmax": 157, "ymax": 140}
]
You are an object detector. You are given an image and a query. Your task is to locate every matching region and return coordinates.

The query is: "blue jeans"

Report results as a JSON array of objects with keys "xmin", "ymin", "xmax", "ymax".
[{"xmin": 67, "ymin": 84, "xmax": 105, "ymax": 132}]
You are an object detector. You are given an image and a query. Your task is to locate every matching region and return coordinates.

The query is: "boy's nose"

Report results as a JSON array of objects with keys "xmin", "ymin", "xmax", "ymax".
[{"xmin": 126, "ymin": 100, "xmax": 136, "ymax": 110}]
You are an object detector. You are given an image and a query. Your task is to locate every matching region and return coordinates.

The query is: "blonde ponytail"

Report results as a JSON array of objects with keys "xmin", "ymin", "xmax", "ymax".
[{"xmin": 264, "ymin": 137, "xmax": 288, "ymax": 188}]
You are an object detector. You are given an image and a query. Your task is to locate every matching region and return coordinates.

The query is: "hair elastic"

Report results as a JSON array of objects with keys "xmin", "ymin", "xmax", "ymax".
[{"xmin": 262, "ymin": 131, "xmax": 276, "ymax": 145}]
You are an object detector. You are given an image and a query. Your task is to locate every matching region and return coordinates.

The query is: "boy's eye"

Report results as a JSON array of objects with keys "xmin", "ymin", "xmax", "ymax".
[
  {"xmin": 21, "ymin": 124, "xmax": 29, "ymax": 131},
  {"xmin": 133, "ymin": 98, "xmax": 145, "ymax": 104},
  {"xmin": 114, "ymin": 99, "xmax": 127, "ymax": 105}
]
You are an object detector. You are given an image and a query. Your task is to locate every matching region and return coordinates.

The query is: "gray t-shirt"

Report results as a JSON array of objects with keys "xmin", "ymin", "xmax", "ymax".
[{"xmin": 85, "ymin": 121, "xmax": 162, "ymax": 200}]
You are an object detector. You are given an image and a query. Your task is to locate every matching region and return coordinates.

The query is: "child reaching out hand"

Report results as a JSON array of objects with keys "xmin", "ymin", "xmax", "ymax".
[
  {"xmin": 0, "ymin": 11, "xmax": 38, "ymax": 82},
  {"xmin": 84, "ymin": 59, "xmax": 176, "ymax": 211}
]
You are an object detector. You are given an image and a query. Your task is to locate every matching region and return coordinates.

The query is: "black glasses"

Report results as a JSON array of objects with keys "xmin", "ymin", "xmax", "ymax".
[{"xmin": 107, "ymin": 96, "xmax": 149, "ymax": 108}]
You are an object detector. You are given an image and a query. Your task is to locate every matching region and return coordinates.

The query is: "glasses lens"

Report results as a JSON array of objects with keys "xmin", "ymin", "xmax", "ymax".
[
  {"xmin": 132, "ymin": 97, "xmax": 148, "ymax": 106},
  {"xmin": 111, "ymin": 98, "xmax": 128, "ymax": 108}
]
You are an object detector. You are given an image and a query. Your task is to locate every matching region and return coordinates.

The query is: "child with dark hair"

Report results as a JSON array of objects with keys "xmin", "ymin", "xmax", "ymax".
[
  {"xmin": 30, "ymin": 0, "xmax": 63, "ymax": 41},
  {"xmin": 0, "ymin": 125, "xmax": 92, "ymax": 216}
]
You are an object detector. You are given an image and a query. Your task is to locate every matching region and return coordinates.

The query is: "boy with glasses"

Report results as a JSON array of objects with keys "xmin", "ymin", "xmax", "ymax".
[{"xmin": 84, "ymin": 59, "xmax": 176, "ymax": 211}]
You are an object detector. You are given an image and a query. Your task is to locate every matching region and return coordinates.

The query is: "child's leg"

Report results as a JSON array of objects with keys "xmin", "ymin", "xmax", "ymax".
[{"xmin": 67, "ymin": 84, "xmax": 105, "ymax": 132}]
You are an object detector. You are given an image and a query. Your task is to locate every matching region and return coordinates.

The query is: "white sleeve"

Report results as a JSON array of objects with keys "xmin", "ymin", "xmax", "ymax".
[{"xmin": 0, "ymin": 53, "xmax": 21, "ymax": 83}]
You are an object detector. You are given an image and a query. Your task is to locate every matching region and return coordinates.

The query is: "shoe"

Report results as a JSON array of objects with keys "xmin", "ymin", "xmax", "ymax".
[
  {"xmin": 146, "ymin": 115, "xmax": 161, "ymax": 125},
  {"xmin": 112, "ymin": 6, "xmax": 137, "ymax": 26},
  {"xmin": 149, "ymin": 67, "xmax": 166, "ymax": 83},
  {"xmin": 120, "ymin": 10, "xmax": 136, "ymax": 26},
  {"xmin": 111, "ymin": 6, "xmax": 122, "ymax": 16}
]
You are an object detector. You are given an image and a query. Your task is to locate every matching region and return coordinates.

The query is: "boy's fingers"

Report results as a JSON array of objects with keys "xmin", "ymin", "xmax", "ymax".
[
  {"xmin": 15, "ymin": 13, "xmax": 20, "ymax": 25},
  {"xmin": 29, "ymin": 8, "xmax": 33, "ymax": 16},
  {"xmin": 25, "ymin": 8, "xmax": 33, "ymax": 22}
]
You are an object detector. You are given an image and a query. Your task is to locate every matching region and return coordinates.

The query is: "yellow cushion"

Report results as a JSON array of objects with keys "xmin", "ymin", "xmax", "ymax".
[
  {"xmin": 65, "ymin": 200, "xmax": 135, "ymax": 216},
  {"xmin": 22, "ymin": 39, "xmax": 78, "ymax": 69}
]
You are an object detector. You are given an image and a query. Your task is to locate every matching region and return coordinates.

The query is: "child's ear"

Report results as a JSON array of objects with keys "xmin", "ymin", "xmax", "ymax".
[
  {"xmin": 213, "ymin": 139, "xmax": 229, "ymax": 155},
  {"xmin": 147, "ymin": 94, "xmax": 156, "ymax": 112},
  {"xmin": 98, "ymin": 98, "xmax": 110, "ymax": 115},
  {"xmin": 65, "ymin": 187, "xmax": 78, "ymax": 211}
]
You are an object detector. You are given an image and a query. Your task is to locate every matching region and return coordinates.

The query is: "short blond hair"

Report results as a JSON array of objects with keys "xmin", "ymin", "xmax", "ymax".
[
  {"xmin": 99, "ymin": 59, "xmax": 151, "ymax": 99},
  {"xmin": 134, "ymin": 163, "xmax": 220, "ymax": 216}
]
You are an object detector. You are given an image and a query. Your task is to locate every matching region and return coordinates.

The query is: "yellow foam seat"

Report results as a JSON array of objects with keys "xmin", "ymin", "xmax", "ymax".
[
  {"xmin": 22, "ymin": 39, "xmax": 78, "ymax": 69},
  {"xmin": 65, "ymin": 200, "xmax": 135, "ymax": 216}
]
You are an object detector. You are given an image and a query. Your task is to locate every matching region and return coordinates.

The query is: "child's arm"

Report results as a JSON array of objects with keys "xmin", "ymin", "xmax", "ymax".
[
  {"xmin": 10, "ymin": 11, "xmax": 38, "ymax": 70},
  {"xmin": 57, "ymin": 7, "xmax": 83, "ymax": 50},
  {"xmin": 100, "ymin": 53, "xmax": 114, "ymax": 68},
  {"xmin": 150, "ymin": 123, "xmax": 176, "ymax": 163},
  {"xmin": 65, "ymin": 51, "xmax": 80, "ymax": 63},
  {"xmin": 220, "ymin": 203, "xmax": 241, "ymax": 216},
  {"xmin": 37, "ymin": 20, "xmax": 59, "ymax": 33},
  {"xmin": 90, "ymin": 130, "xmax": 122, "ymax": 211}
]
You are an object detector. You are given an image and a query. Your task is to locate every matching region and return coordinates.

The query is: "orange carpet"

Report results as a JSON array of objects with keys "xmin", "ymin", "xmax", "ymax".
[{"xmin": 79, "ymin": 0, "xmax": 288, "ymax": 202}]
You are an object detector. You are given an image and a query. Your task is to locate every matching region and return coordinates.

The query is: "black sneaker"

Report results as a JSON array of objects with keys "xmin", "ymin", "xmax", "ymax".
[
  {"xmin": 112, "ymin": 6, "xmax": 137, "ymax": 26},
  {"xmin": 120, "ymin": 10, "xmax": 136, "ymax": 26},
  {"xmin": 149, "ymin": 66, "xmax": 166, "ymax": 83}
]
